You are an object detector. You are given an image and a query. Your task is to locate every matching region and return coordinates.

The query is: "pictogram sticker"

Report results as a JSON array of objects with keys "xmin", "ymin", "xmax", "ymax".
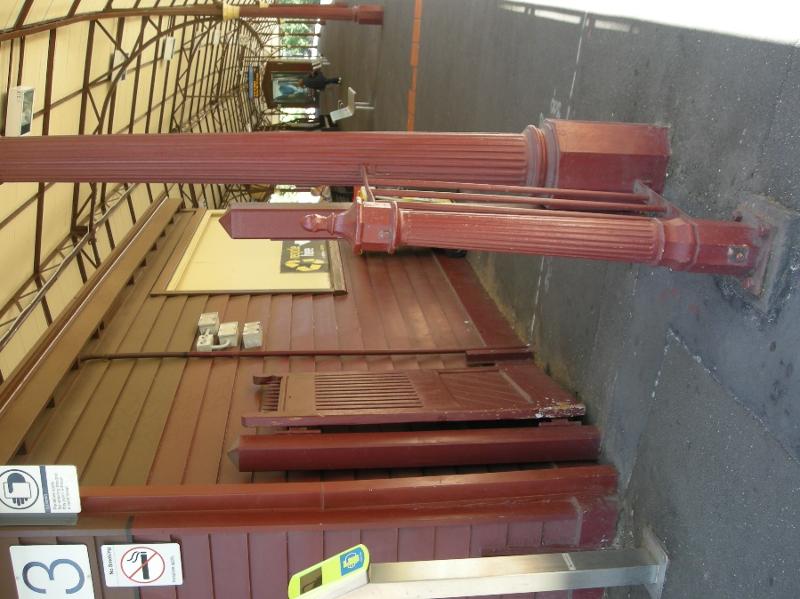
[
  {"xmin": 101, "ymin": 543, "xmax": 183, "ymax": 588},
  {"xmin": 0, "ymin": 465, "xmax": 80, "ymax": 516},
  {"xmin": 9, "ymin": 544, "xmax": 94, "ymax": 599}
]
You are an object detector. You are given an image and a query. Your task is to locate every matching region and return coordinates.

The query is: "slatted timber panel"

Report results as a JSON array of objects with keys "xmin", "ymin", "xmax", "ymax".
[
  {"xmin": 10, "ymin": 209, "xmax": 528, "ymax": 486},
  {"xmin": 248, "ymin": 365, "xmax": 583, "ymax": 426},
  {"xmin": 315, "ymin": 371, "xmax": 424, "ymax": 409}
]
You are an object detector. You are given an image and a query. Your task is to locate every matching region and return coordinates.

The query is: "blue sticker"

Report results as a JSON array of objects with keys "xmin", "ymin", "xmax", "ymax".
[{"xmin": 339, "ymin": 547, "xmax": 364, "ymax": 575}]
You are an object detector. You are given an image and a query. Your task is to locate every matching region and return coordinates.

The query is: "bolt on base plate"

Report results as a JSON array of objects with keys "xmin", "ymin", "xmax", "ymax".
[{"xmin": 727, "ymin": 195, "xmax": 800, "ymax": 315}]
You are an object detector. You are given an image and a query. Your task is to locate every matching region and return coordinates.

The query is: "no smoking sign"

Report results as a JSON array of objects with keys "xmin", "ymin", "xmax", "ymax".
[{"xmin": 101, "ymin": 543, "xmax": 183, "ymax": 587}]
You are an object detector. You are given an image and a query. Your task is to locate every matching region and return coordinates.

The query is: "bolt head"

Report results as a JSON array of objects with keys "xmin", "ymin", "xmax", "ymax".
[{"xmin": 726, "ymin": 245, "xmax": 749, "ymax": 263}]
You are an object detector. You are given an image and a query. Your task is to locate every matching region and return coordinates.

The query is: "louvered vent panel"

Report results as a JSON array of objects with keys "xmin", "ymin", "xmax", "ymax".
[
  {"xmin": 260, "ymin": 376, "xmax": 282, "ymax": 411},
  {"xmin": 245, "ymin": 365, "xmax": 584, "ymax": 427},
  {"xmin": 314, "ymin": 372, "xmax": 424, "ymax": 410}
]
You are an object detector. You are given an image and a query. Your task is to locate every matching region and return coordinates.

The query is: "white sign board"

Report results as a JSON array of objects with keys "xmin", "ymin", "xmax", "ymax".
[
  {"xmin": 9, "ymin": 544, "xmax": 94, "ymax": 599},
  {"xmin": 0, "ymin": 465, "xmax": 81, "ymax": 515},
  {"xmin": 101, "ymin": 543, "xmax": 183, "ymax": 587}
]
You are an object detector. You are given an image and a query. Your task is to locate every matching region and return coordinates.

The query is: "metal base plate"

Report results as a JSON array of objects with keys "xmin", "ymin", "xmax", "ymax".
[
  {"xmin": 724, "ymin": 195, "xmax": 800, "ymax": 316},
  {"xmin": 641, "ymin": 528, "xmax": 669, "ymax": 599}
]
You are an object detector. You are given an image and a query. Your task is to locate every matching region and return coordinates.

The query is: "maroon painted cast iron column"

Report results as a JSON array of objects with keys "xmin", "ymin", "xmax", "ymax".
[
  {"xmin": 219, "ymin": 190, "xmax": 765, "ymax": 276},
  {"xmin": 233, "ymin": 426, "xmax": 601, "ymax": 471},
  {"xmin": 0, "ymin": 120, "xmax": 669, "ymax": 192}
]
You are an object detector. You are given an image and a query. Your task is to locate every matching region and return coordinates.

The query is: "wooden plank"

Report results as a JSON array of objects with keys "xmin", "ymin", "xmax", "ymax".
[
  {"xmin": 115, "ymin": 295, "xmax": 208, "ymax": 485},
  {"xmin": 341, "ymin": 253, "xmax": 393, "ymax": 371},
  {"xmin": 0, "ymin": 197, "xmax": 182, "ymax": 463},
  {"xmin": 288, "ymin": 530, "xmax": 324, "ymax": 584},
  {"xmin": 401, "ymin": 253, "xmax": 464, "ymax": 369},
  {"xmin": 250, "ymin": 532, "xmax": 288, "ymax": 598},
  {"xmin": 183, "ymin": 295, "xmax": 247, "ymax": 483},
  {"xmin": 435, "ymin": 254, "xmax": 522, "ymax": 347},
  {"xmin": 312, "ymin": 294, "xmax": 343, "ymax": 372},
  {"xmin": 417, "ymin": 253, "xmax": 483, "ymax": 348},
  {"xmin": 434, "ymin": 525, "xmax": 471, "ymax": 559},
  {"xmin": 360, "ymin": 528, "xmax": 398, "ymax": 563},
  {"xmin": 507, "ymin": 521, "xmax": 544, "ymax": 549},
  {"xmin": 324, "ymin": 529, "xmax": 361, "ymax": 556},
  {"xmin": 384, "ymin": 254, "xmax": 442, "ymax": 370},
  {"xmin": 252, "ymin": 295, "xmax": 291, "ymax": 482},
  {"xmin": 87, "ymin": 211, "xmax": 196, "ymax": 356},
  {"xmin": 469, "ymin": 522, "xmax": 509, "ymax": 557},
  {"xmin": 365, "ymin": 256, "xmax": 417, "ymax": 370},
  {"xmin": 541, "ymin": 511, "xmax": 580, "ymax": 547},
  {"xmin": 217, "ymin": 357, "xmax": 261, "ymax": 484},
  {"xmin": 174, "ymin": 533, "xmax": 213, "ymax": 599},
  {"xmin": 59, "ymin": 296, "xmax": 168, "ymax": 478},
  {"xmin": 148, "ymin": 295, "xmax": 228, "ymax": 484},
  {"xmin": 21, "ymin": 366, "xmax": 81, "ymax": 453},
  {"xmin": 0, "ymin": 534, "xmax": 20, "ymax": 599},
  {"xmin": 290, "ymin": 293, "xmax": 316, "ymax": 373},
  {"xmin": 21, "ymin": 362, "xmax": 109, "ymax": 464},
  {"xmin": 397, "ymin": 527, "xmax": 435, "ymax": 562},
  {"xmin": 81, "ymin": 295, "xmax": 184, "ymax": 484},
  {"xmin": 330, "ymin": 261, "xmax": 368, "ymax": 372},
  {"xmin": 151, "ymin": 209, "xmax": 206, "ymax": 292},
  {"xmin": 217, "ymin": 295, "xmax": 272, "ymax": 483},
  {"xmin": 575, "ymin": 496, "xmax": 617, "ymax": 549},
  {"xmin": 210, "ymin": 533, "xmax": 251, "ymax": 598}
]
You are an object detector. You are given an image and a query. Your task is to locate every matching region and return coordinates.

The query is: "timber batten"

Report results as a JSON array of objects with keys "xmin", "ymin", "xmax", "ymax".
[{"xmin": 0, "ymin": 195, "xmax": 182, "ymax": 463}]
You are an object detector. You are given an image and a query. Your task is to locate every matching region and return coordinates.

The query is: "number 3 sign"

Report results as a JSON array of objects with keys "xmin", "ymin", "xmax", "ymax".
[{"xmin": 9, "ymin": 545, "xmax": 94, "ymax": 599}]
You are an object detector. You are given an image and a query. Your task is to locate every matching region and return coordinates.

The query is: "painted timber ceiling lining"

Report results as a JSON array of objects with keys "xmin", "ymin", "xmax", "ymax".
[{"xmin": 0, "ymin": 0, "xmax": 269, "ymax": 380}]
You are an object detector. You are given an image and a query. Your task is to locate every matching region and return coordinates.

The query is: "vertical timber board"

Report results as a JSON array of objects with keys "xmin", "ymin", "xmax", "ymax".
[
  {"xmin": 183, "ymin": 294, "xmax": 247, "ymax": 484},
  {"xmin": 435, "ymin": 254, "xmax": 522, "ymax": 347},
  {"xmin": 113, "ymin": 295, "xmax": 207, "ymax": 485},
  {"xmin": 365, "ymin": 256, "xmax": 417, "ymax": 369},
  {"xmin": 250, "ymin": 531, "xmax": 288, "ymax": 598},
  {"xmin": 360, "ymin": 528, "xmax": 398, "ymax": 564},
  {"xmin": 174, "ymin": 532, "xmax": 212, "ymax": 599},
  {"xmin": 288, "ymin": 530, "xmax": 324, "ymax": 589},
  {"xmin": 323, "ymin": 529, "xmax": 361, "ymax": 557},
  {"xmin": 418, "ymin": 254, "xmax": 482, "ymax": 349},
  {"xmin": 469, "ymin": 522, "xmax": 509, "ymax": 557},
  {"xmin": 210, "ymin": 533, "xmax": 251, "ymax": 599},
  {"xmin": 331, "ymin": 254, "xmax": 368, "ymax": 372},
  {"xmin": 339, "ymin": 252, "xmax": 392, "ymax": 371},
  {"xmin": 383, "ymin": 255, "xmax": 441, "ymax": 370},
  {"xmin": 434, "ymin": 525, "xmax": 472, "ymax": 560},
  {"xmin": 0, "ymin": 534, "xmax": 20, "ymax": 599},
  {"xmin": 312, "ymin": 293, "xmax": 342, "ymax": 372},
  {"xmin": 289, "ymin": 293, "xmax": 315, "ymax": 373},
  {"xmin": 147, "ymin": 294, "xmax": 227, "ymax": 484},
  {"xmin": 401, "ymin": 254, "xmax": 464, "ymax": 369},
  {"xmin": 398, "ymin": 526, "xmax": 436, "ymax": 562}
]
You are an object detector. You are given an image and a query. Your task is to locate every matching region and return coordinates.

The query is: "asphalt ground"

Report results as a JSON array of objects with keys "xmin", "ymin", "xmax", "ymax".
[{"xmin": 321, "ymin": 3, "xmax": 800, "ymax": 597}]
